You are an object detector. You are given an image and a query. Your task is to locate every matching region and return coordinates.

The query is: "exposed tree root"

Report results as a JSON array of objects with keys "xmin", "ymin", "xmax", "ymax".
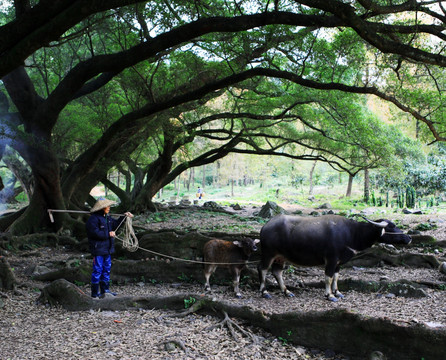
[
  {"xmin": 34, "ymin": 279, "xmax": 446, "ymax": 360},
  {"xmin": 205, "ymin": 310, "xmax": 260, "ymax": 344},
  {"xmin": 161, "ymin": 337, "xmax": 189, "ymax": 354},
  {"xmin": 172, "ymin": 299, "xmax": 205, "ymax": 318}
]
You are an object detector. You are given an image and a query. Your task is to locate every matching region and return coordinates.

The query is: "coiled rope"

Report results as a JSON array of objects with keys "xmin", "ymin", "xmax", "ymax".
[{"xmin": 115, "ymin": 216, "xmax": 139, "ymax": 252}]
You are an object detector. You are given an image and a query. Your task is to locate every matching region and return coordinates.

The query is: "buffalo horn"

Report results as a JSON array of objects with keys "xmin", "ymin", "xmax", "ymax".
[{"xmin": 362, "ymin": 217, "xmax": 388, "ymax": 228}]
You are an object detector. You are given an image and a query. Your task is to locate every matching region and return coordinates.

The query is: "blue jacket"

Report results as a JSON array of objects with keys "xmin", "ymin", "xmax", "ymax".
[{"xmin": 86, "ymin": 212, "xmax": 123, "ymax": 256}]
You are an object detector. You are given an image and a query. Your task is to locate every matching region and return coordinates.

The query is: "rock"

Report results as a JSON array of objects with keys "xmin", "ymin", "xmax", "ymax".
[
  {"xmin": 231, "ymin": 203, "xmax": 242, "ymax": 210},
  {"xmin": 32, "ymin": 265, "xmax": 52, "ymax": 276},
  {"xmin": 168, "ymin": 196, "xmax": 177, "ymax": 206},
  {"xmin": 0, "ymin": 256, "xmax": 17, "ymax": 290},
  {"xmin": 424, "ymin": 322, "xmax": 445, "ymax": 329},
  {"xmin": 179, "ymin": 197, "xmax": 191, "ymax": 206},
  {"xmin": 394, "ymin": 284, "xmax": 428, "ymax": 298},
  {"xmin": 165, "ymin": 342, "xmax": 176, "ymax": 352},
  {"xmin": 439, "ymin": 262, "xmax": 446, "ymax": 275},
  {"xmin": 403, "ymin": 208, "xmax": 423, "ymax": 214},
  {"xmin": 258, "ymin": 201, "xmax": 288, "ymax": 218},
  {"xmin": 361, "ymin": 207, "xmax": 377, "ymax": 216},
  {"xmin": 369, "ymin": 350, "xmax": 386, "ymax": 360},
  {"xmin": 203, "ymin": 201, "xmax": 225, "ymax": 211},
  {"xmin": 317, "ymin": 203, "xmax": 332, "ymax": 209}
]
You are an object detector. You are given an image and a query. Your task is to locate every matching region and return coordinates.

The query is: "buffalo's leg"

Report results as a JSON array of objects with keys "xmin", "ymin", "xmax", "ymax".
[
  {"xmin": 324, "ymin": 276, "xmax": 338, "ymax": 302},
  {"xmin": 331, "ymin": 272, "xmax": 344, "ymax": 299},
  {"xmin": 204, "ymin": 264, "xmax": 217, "ymax": 292},
  {"xmin": 258, "ymin": 258, "xmax": 275, "ymax": 299},
  {"xmin": 324, "ymin": 262, "xmax": 342, "ymax": 302},
  {"xmin": 271, "ymin": 261, "xmax": 294, "ymax": 297},
  {"xmin": 231, "ymin": 266, "xmax": 243, "ymax": 298}
]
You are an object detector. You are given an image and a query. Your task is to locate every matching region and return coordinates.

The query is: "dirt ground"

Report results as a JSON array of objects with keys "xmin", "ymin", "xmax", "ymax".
[{"xmin": 1, "ymin": 204, "xmax": 446, "ymax": 360}]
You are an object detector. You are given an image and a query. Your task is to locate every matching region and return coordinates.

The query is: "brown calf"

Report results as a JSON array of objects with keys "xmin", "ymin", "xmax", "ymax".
[{"xmin": 203, "ymin": 237, "xmax": 259, "ymax": 298}]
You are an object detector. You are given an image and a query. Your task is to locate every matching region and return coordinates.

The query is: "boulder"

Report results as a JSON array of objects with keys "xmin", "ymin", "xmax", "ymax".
[
  {"xmin": 439, "ymin": 262, "xmax": 446, "ymax": 275},
  {"xmin": 257, "ymin": 201, "xmax": 288, "ymax": 219},
  {"xmin": 203, "ymin": 201, "xmax": 225, "ymax": 211},
  {"xmin": 231, "ymin": 203, "xmax": 242, "ymax": 211},
  {"xmin": 317, "ymin": 203, "xmax": 332, "ymax": 209}
]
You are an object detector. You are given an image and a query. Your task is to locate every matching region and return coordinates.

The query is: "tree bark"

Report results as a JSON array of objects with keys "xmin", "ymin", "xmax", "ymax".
[
  {"xmin": 364, "ymin": 168, "xmax": 370, "ymax": 203},
  {"xmin": 2, "ymin": 147, "xmax": 33, "ymax": 200},
  {"xmin": 308, "ymin": 160, "xmax": 317, "ymax": 195},
  {"xmin": 2, "ymin": 67, "xmax": 68, "ymax": 234},
  {"xmin": 346, "ymin": 173, "xmax": 354, "ymax": 197}
]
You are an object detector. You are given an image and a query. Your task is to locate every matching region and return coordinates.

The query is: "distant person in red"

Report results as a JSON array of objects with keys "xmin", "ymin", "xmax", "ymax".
[{"xmin": 86, "ymin": 197, "xmax": 133, "ymax": 298}]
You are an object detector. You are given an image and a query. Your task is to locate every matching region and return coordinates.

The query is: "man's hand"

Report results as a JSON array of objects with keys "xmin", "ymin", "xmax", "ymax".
[
  {"xmin": 124, "ymin": 212, "xmax": 134, "ymax": 218},
  {"xmin": 109, "ymin": 231, "xmax": 116, "ymax": 237}
]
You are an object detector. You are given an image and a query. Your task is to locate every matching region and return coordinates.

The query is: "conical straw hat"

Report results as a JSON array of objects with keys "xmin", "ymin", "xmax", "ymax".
[{"xmin": 90, "ymin": 197, "xmax": 117, "ymax": 213}]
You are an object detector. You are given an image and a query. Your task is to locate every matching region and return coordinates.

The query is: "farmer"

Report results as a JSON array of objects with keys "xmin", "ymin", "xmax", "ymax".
[{"xmin": 86, "ymin": 197, "xmax": 133, "ymax": 299}]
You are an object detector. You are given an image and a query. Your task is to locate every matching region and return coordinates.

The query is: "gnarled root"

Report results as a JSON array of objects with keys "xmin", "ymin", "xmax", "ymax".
[{"xmin": 205, "ymin": 310, "xmax": 259, "ymax": 344}]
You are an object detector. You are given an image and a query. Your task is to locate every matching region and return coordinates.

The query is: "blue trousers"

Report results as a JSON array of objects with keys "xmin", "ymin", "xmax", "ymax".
[{"xmin": 91, "ymin": 255, "xmax": 112, "ymax": 284}]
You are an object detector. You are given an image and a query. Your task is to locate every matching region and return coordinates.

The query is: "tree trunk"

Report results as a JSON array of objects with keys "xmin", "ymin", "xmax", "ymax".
[
  {"xmin": 346, "ymin": 174, "xmax": 354, "ymax": 197},
  {"xmin": 2, "ymin": 146, "xmax": 34, "ymax": 200},
  {"xmin": 133, "ymin": 153, "xmax": 174, "ymax": 212},
  {"xmin": 9, "ymin": 145, "xmax": 66, "ymax": 235},
  {"xmin": 364, "ymin": 169, "xmax": 370, "ymax": 203},
  {"xmin": 308, "ymin": 160, "xmax": 317, "ymax": 195},
  {"xmin": 202, "ymin": 164, "xmax": 206, "ymax": 189},
  {"xmin": 215, "ymin": 161, "xmax": 220, "ymax": 187},
  {"xmin": 187, "ymin": 168, "xmax": 192, "ymax": 191}
]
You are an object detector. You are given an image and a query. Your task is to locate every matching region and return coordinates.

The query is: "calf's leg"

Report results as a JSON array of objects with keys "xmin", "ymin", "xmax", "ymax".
[
  {"xmin": 231, "ymin": 266, "xmax": 243, "ymax": 298},
  {"xmin": 204, "ymin": 264, "xmax": 217, "ymax": 292}
]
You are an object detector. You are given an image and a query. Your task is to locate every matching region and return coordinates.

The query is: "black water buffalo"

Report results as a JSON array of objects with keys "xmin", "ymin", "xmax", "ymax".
[
  {"xmin": 203, "ymin": 237, "xmax": 259, "ymax": 298},
  {"xmin": 258, "ymin": 214, "xmax": 411, "ymax": 301}
]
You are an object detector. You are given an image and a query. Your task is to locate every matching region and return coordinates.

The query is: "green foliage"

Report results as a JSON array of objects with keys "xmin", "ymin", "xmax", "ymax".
[
  {"xmin": 406, "ymin": 185, "xmax": 416, "ymax": 208},
  {"xmin": 415, "ymin": 223, "xmax": 437, "ymax": 231},
  {"xmin": 183, "ymin": 296, "xmax": 196, "ymax": 309},
  {"xmin": 278, "ymin": 337, "xmax": 288, "ymax": 345},
  {"xmin": 3, "ymin": 0, "xmax": 446, "ymax": 237}
]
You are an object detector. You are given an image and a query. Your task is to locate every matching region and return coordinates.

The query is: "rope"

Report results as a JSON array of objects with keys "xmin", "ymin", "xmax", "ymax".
[
  {"xmin": 113, "ymin": 220, "xmax": 259, "ymax": 265},
  {"xmin": 115, "ymin": 216, "xmax": 139, "ymax": 252},
  {"xmin": 48, "ymin": 208, "xmax": 259, "ymax": 265},
  {"xmin": 115, "ymin": 234, "xmax": 260, "ymax": 265}
]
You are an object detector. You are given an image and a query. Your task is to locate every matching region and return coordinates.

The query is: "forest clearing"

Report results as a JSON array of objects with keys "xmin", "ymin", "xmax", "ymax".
[
  {"xmin": 2, "ymin": 1, "xmax": 446, "ymax": 359},
  {"xmin": 1, "ymin": 201, "xmax": 446, "ymax": 360}
]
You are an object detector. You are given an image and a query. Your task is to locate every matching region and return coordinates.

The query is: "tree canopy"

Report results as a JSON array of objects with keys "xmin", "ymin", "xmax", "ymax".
[{"xmin": 0, "ymin": 0, "xmax": 444, "ymax": 234}]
